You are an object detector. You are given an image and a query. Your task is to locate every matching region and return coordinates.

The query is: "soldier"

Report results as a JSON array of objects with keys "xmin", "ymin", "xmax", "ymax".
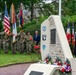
[
  {"xmin": 0, "ymin": 32, "xmax": 3, "ymax": 53},
  {"xmin": 2, "ymin": 32, "xmax": 10, "ymax": 53},
  {"xmin": 18, "ymin": 30, "xmax": 26, "ymax": 53},
  {"xmin": 16, "ymin": 32, "xmax": 20, "ymax": 51},
  {"xmin": 26, "ymin": 31, "xmax": 33, "ymax": 54},
  {"xmin": 11, "ymin": 34, "xmax": 17, "ymax": 54},
  {"xmin": 0, "ymin": 32, "xmax": 2, "ymax": 49}
]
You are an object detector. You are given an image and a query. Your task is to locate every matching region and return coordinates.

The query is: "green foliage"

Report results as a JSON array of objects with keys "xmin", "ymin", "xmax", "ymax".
[
  {"xmin": 60, "ymin": 72, "xmax": 71, "ymax": 75},
  {"xmin": 24, "ymin": 16, "xmax": 48, "ymax": 36},
  {"xmin": 24, "ymin": 24, "xmax": 40, "ymax": 36},
  {"xmin": 62, "ymin": 0, "xmax": 76, "ymax": 16},
  {"xmin": 62, "ymin": 15, "xmax": 76, "ymax": 31},
  {"xmin": 62, "ymin": 15, "xmax": 76, "ymax": 33}
]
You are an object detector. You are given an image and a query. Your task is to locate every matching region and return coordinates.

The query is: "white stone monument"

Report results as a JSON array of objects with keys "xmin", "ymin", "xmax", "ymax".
[
  {"xmin": 41, "ymin": 15, "xmax": 76, "ymax": 75},
  {"xmin": 41, "ymin": 15, "xmax": 73, "ymax": 62},
  {"xmin": 24, "ymin": 15, "xmax": 76, "ymax": 75}
]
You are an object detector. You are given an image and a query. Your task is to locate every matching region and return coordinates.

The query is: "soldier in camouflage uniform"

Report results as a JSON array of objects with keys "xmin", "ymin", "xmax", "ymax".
[
  {"xmin": 26, "ymin": 31, "xmax": 33, "ymax": 54},
  {"xmin": 0, "ymin": 33, "xmax": 2, "ymax": 48},
  {"xmin": 18, "ymin": 30, "xmax": 26, "ymax": 53},
  {"xmin": 0, "ymin": 32, "xmax": 3, "ymax": 53},
  {"xmin": 11, "ymin": 34, "xmax": 17, "ymax": 54},
  {"xmin": 16, "ymin": 33, "xmax": 20, "ymax": 51},
  {"xmin": 2, "ymin": 32, "xmax": 10, "ymax": 53}
]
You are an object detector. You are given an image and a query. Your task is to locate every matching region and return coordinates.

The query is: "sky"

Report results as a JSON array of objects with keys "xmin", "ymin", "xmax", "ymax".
[{"xmin": 42, "ymin": 0, "xmax": 53, "ymax": 4}]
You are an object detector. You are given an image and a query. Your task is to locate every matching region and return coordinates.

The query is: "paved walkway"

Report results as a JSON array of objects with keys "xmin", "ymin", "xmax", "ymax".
[{"xmin": 0, "ymin": 63, "xmax": 31, "ymax": 75}]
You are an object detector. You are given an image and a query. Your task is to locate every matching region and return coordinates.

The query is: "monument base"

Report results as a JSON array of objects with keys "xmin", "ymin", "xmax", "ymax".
[
  {"xmin": 70, "ymin": 58, "xmax": 76, "ymax": 75},
  {"xmin": 23, "ymin": 63, "xmax": 61, "ymax": 75}
]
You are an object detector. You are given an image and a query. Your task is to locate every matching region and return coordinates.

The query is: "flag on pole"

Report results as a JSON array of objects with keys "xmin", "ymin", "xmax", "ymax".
[
  {"xmin": 66, "ymin": 22, "xmax": 71, "ymax": 44},
  {"xmin": 72, "ymin": 23, "xmax": 75, "ymax": 45},
  {"xmin": 19, "ymin": 3, "xmax": 25, "ymax": 29},
  {"xmin": 74, "ymin": 32, "xmax": 76, "ymax": 56},
  {"xmin": 10, "ymin": 3, "xmax": 17, "ymax": 43},
  {"xmin": 4, "ymin": 2, "xmax": 10, "ymax": 35}
]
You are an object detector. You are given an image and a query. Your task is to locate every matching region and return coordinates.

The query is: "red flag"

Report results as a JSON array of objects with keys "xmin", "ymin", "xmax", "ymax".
[{"xmin": 66, "ymin": 22, "xmax": 71, "ymax": 44}]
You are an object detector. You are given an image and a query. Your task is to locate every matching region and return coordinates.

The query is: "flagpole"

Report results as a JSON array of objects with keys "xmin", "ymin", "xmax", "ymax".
[{"xmin": 59, "ymin": 0, "xmax": 61, "ymax": 18}]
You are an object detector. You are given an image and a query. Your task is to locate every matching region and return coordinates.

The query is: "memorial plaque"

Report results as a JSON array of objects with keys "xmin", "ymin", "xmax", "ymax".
[
  {"xmin": 29, "ymin": 71, "xmax": 43, "ymax": 75},
  {"xmin": 51, "ymin": 29, "xmax": 56, "ymax": 44}
]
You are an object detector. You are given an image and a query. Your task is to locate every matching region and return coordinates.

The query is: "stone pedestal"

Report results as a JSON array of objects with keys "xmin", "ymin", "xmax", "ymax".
[
  {"xmin": 70, "ymin": 58, "xmax": 76, "ymax": 75},
  {"xmin": 24, "ymin": 63, "xmax": 61, "ymax": 75}
]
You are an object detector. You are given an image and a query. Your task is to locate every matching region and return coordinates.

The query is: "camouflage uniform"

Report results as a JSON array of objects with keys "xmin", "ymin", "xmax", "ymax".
[
  {"xmin": 11, "ymin": 42, "xmax": 17, "ymax": 54},
  {"xmin": 18, "ymin": 31, "xmax": 26, "ymax": 53},
  {"xmin": 16, "ymin": 33, "xmax": 20, "ymax": 51},
  {"xmin": 2, "ymin": 32, "xmax": 10, "ymax": 53},
  {"xmin": 0, "ymin": 32, "xmax": 3, "ymax": 50},
  {"xmin": 11, "ymin": 35, "xmax": 17, "ymax": 54},
  {"xmin": 26, "ymin": 34, "xmax": 33, "ymax": 53}
]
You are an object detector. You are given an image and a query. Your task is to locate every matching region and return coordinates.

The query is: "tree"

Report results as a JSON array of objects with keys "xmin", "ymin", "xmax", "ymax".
[{"xmin": 62, "ymin": 0, "xmax": 76, "ymax": 16}]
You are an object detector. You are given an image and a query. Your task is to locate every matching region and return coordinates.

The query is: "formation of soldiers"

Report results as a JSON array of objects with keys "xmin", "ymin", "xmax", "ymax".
[{"xmin": 0, "ymin": 30, "xmax": 34, "ymax": 54}]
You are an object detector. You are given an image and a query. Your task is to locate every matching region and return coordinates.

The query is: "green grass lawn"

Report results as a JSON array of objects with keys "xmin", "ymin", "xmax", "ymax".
[{"xmin": 0, "ymin": 50, "xmax": 41, "ymax": 66}]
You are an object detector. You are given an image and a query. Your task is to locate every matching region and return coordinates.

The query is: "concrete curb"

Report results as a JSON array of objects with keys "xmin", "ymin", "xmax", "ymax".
[{"xmin": 0, "ymin": 61, "xmax": 37, "ymax": 68}]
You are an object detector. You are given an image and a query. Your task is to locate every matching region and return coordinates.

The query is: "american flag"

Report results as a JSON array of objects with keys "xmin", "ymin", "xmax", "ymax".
[{"xmin": 4, "ymin": 2, "xmax": 10, "ymax": 35}]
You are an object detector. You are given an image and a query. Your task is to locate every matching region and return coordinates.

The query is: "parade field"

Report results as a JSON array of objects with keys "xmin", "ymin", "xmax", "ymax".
[{"xmin": 0, "ymin": 50, "xmax": 41, "ymax": 67}]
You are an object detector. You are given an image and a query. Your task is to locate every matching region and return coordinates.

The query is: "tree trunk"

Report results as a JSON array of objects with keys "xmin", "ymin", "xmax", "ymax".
[{"xmin": 31, "ymin": 1, "xmax": 34, "ymax": 21}]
